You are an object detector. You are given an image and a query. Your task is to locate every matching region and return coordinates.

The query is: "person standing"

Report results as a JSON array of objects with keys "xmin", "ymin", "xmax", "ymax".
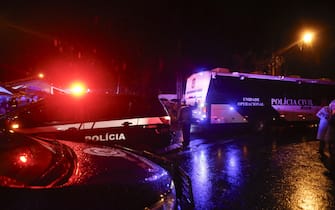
[
  {"xmin": 178, "ymin": 101, "xmax": 193, "ymax": 149},
  {"xmin": 324, "ymin": 100, "xmax": 335, "ymax": 156},
  {"xmin": 316, "ymin": 104, "xmax": 331, "ymax": 154}
]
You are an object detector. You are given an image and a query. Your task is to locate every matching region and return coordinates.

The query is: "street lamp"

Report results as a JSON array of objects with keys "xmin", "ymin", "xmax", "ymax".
[
  {"xmin": 302, "ymin": 31, "xmax": 314, "ymax": 44},
  {"xmin": 269, "ymin": 30, "xmax": 315, "ymax": 76}
]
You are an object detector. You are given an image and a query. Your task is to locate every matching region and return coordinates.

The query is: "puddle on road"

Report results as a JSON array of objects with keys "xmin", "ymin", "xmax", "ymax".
[{"xmin": 167, "ymin": 136, "xmax": 335, "ymax": 209}]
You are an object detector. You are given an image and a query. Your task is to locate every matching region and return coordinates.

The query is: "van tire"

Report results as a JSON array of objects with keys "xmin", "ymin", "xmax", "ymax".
[{"xmin": 252, "ymin": 120, "xmax": 267, "ymax": 133}]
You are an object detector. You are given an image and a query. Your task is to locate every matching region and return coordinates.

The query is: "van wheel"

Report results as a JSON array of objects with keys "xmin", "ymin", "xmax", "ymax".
[{"xmin": 252, "ymin": 120, "xmax": 266, "ymax": 133}]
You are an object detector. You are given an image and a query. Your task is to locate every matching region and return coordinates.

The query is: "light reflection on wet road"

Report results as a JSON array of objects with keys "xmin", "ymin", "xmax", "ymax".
[{"xmin": 165, "ymin": 128, "xmax": 335, "ymax": 210}]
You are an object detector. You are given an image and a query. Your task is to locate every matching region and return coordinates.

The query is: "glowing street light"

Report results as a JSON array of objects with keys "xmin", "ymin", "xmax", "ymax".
[
  {"xmin": 302, "ymin": 31, "xmax": 314, "ymax": 44},
  {"xmin": 269, "ymin": 29, "xmax": 316, "ymax": 76},
  {"xmin": 299, "ymin": 30, "xmax": 315, "ymax": 53}
]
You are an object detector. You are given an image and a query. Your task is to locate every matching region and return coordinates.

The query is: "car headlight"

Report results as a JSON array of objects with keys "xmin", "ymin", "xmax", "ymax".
[{"xmin": 146, "ymin": 181, "xmax": 177, "ymax": 210}]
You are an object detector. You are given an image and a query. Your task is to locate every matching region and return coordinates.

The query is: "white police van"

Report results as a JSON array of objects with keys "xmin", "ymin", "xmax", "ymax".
[{"xmin": 185, "ymin": 68, "xmax": 335, "ymax": 132}]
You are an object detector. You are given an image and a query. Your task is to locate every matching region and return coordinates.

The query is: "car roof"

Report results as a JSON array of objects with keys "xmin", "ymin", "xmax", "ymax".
[{"xmin": 9, "ymin": 93, "xmax": 169, "ymax": 124}]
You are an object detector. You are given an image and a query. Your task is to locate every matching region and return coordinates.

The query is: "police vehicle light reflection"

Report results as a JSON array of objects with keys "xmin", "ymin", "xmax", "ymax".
[
  {"xmin": 191, "ymin": 149, "xmax": 210, "ymax": 206},
  {"xmin": 225, "ymin": 146, "xmax": 242, "ymax": 186},
  {"xmin": 19, "ymin": 154, "xmax": 28, "ymax": 164}
]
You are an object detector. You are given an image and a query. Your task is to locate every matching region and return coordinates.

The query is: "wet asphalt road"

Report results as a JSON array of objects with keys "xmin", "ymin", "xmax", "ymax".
[{"xmin": 164, "ymin": 127, "xmax": 335, "ymax": 210}]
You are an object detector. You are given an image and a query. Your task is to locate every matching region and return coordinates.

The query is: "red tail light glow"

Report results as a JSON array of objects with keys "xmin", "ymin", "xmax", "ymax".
[
  {"xmin": 160, "ymin": 116, "xmax": 171, "ymax": 125},
  {"xmin": 11, "ymin": 123, "xmax": 20, "ymax": 129},
  {"xmin": 38, "ymin": 73, "xmax": 44, "ymax": 79},
  {"xmin": 19, "ymin": 154, "xmax": 28, "ymax": 163},
  {"xmin": 15, "ymin": 153, "xmax": 30, "ymax": 167}
]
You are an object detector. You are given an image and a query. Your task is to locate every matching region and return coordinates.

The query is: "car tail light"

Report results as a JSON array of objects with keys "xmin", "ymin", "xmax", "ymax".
[
  {"xmin": 160, "ymin": 116, "xmax": 171, "ymax": 125},
  {"xmin": 11, "ymin": 123, "xmax": 20, "ymax": 129},
  {"xmin": 15, "ymin": 152, "xmax": 31, "ymax": 168},
  {"xmin": 18, "ymin": 154, "xmax": 28, "ymax": 164}
]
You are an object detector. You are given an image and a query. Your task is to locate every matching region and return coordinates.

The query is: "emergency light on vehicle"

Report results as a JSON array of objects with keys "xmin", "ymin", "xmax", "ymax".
[
  {"xmin": 38, "ymin": 73, "xmax": 44, "ymax": 79},
  {"xmin": 69, "ymin": 82, "xmax": 88, "ymax": 97}
]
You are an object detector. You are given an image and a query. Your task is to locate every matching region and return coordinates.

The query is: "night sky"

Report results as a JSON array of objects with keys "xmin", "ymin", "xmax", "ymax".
[{"xmin": 1, "ymin": 1, "xmax": 335, "ymax": 92}]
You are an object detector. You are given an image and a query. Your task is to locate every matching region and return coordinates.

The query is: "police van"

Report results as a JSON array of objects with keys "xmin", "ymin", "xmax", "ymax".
[
  {"xmin": 185, "ymin": 68, "xmax": 335, "ymax": 132},
  {"xmin": 5, "ymin": 93, "xmax": 172, "ymax": 151}
]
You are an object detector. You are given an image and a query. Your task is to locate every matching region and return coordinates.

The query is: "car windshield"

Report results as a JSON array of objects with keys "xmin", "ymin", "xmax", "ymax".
[{"xmin": 8, "ymin": 93, "xmax": 168, "ymax": 125}]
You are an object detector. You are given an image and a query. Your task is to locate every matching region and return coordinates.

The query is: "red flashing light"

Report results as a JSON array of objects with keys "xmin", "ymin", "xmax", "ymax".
[
  {"xmin": 69, "ymin": 82, "xmax": 87, "ymax": 97},
  {"xmin": 38, "ymin": 73, "xmax": 44, "ymax": 79}
]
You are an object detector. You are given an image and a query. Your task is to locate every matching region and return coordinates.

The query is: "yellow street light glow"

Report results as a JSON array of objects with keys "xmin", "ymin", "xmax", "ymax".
[{"xmin": 301, "ymin": 31, "xmax": 314, "ymax": 44}]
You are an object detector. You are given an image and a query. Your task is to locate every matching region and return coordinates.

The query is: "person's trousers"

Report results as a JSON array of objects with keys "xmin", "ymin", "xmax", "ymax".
[
  {"xmin": 319, "ymin": 140, "xmax": 325, "ymax": 153},
  {"xmin": 182, "ymin": 123, "xmax": 191, "ymax": 146}
]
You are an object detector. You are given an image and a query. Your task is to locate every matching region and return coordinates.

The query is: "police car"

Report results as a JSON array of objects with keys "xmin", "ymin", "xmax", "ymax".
[
  {"xmin": 5, "ymin": 93, "xmax": 172, "ymax": 151},
  {"xmin": 0, "ymin": 131, "xmax": 194, "ymax": 210}
]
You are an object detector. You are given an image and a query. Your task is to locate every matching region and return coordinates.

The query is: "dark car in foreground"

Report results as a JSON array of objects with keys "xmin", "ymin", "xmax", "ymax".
[
  {"xmin": 0, "ymin": 131, "xmax": 193, "ymax": 210},
  {"xmin": 4, "ymin": 93, "xmax": 172, "ymax": 151}
]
